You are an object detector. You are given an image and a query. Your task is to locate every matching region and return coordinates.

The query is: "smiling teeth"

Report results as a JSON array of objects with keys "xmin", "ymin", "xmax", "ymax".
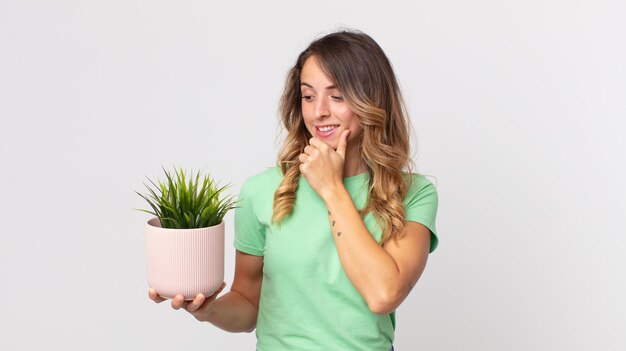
[{"xmin": 318, "ymin": 126, "xmax": 337, "ymax": 132}]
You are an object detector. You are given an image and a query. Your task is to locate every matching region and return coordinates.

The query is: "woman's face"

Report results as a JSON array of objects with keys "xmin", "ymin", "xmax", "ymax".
[{"xmin": 300, "ymin": 56, "xmax": 363, "ymax": 150}]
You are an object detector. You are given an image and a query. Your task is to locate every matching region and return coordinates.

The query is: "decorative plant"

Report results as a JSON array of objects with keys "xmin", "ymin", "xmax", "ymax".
[{"xmin": 135, "ymin": 166, "xmax": 238, "ymax": 229}]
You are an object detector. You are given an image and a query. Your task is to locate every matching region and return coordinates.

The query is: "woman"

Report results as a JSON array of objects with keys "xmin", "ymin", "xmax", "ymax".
[{"xmin": 149, "ymin": 29, "xmax": 439, "ymax": 351}]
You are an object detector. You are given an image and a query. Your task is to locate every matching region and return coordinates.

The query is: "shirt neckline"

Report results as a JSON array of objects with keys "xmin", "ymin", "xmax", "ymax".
[{"xmin": 342, "ymin": 171, "xmax": 370, "ymax": 187}]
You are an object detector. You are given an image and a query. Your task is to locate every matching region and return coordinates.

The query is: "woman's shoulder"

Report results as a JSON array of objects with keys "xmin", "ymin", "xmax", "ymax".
[
  {"xmin": 243, "ymin": 164, "xmax": 284, "ymax": 188},
  {"xmin": 404, "ymin": 172, "xmax": 438, "ymax": 194}
]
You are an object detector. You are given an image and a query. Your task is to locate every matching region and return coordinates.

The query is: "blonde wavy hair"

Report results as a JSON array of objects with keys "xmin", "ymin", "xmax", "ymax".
[{"xmin": 272, "ymin": 29, "xmax": 417, "ymax": 245}]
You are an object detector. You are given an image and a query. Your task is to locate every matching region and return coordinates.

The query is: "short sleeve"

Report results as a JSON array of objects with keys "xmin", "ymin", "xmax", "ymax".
[
  {"xmin": 404, "ymin": 176, "xmax": 439, "ymax": 253},
  {"xmin": 233, "ymin": 178, "xmax": 266, "ymax": 256}
]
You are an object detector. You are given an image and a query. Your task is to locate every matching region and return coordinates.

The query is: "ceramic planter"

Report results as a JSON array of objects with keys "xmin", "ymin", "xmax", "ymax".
[{"xmin": 145, "ymin": 217, "xmax": 224, "ymax": 300}]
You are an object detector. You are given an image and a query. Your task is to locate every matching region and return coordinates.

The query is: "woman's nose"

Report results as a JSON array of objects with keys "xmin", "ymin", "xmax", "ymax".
[{"xmin": 314, "ymin": 97, "xmax": 330, "ymax": 118}]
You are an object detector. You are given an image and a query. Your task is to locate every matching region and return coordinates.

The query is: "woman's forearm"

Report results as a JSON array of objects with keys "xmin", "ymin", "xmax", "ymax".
[
  {"xmin": 322, "ymin": 185, "xmax": 402, "ymax": 313},
  {"xmin": 205, "ymin": 291, "xmax": 258, "ymax": 332}
]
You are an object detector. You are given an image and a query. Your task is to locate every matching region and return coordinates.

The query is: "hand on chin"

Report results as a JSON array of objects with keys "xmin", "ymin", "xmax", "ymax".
[{"xmin": 299, "ymin": 130, "xmax": 351, "ymax": 198}]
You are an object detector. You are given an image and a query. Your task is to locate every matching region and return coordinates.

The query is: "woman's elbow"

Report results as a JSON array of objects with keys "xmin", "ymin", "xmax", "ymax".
[{"xmin": 366, "ymin": 290, "xmax": 404, "ymax": 315}]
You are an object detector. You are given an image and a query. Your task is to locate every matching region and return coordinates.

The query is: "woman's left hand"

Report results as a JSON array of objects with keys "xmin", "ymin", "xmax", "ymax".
[{"xmin": 298, "ymin": 129, "xmax": 350, "ymax": 200}]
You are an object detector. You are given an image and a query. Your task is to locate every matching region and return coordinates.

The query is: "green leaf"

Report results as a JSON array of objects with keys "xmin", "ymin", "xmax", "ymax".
[{"xmin": 134, "ymin": 166, "xmax": 239, "ymax": 229}]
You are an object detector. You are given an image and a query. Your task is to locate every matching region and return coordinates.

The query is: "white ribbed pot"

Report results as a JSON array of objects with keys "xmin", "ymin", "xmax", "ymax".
[{"xmin": 145, "ymin": 217, "xmax": 224, "ymax": 300}]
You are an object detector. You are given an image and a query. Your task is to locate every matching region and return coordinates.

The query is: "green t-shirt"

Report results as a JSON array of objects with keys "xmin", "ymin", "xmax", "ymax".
[{"xmin": 234, "ymin": 166, "xmax": 439, "ymax": 351}]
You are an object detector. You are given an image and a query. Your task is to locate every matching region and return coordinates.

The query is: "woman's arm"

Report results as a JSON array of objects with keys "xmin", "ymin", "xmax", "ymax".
[
  {"xmin": 322, "ymin": 186, "xmax": 431, "ymax": 315},
  {"xmin": 204, "ymin": 250, "xmax": 264, "ymax": 332},
  {"xmin": 299, "ymin": 132, "xmax": 431, "ymax": 315}
]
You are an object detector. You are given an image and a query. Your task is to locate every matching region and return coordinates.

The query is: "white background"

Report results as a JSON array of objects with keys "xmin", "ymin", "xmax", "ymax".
[{"xmin": 1, "ymin": 0, "xmax": 625, "ymax": 350}]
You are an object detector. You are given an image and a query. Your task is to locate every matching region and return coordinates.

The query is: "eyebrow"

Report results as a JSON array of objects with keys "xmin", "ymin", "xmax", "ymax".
[{"xmin": 300, "ymin": 82, "xmax": 337, "ymax": 90}]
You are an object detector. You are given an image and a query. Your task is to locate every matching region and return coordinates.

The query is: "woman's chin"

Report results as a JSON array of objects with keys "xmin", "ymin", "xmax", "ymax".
[{"xmin": 323, "ymin": 140, "xmax": 338, "ymax": 150}]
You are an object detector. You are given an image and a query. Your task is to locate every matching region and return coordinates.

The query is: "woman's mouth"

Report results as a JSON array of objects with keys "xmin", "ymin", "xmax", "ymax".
[{"xmin": 315, "ymin": 125, "xmax": 339, "ymax": 138}]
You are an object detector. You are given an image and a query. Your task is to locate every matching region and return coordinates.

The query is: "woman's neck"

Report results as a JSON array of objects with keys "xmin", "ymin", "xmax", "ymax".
[{"xmin": 342, "ymin": 145, "xmax": 367, "ymax": 178}]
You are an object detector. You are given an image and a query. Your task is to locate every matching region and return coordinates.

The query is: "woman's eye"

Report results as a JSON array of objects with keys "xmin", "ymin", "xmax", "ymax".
[
  {"xmin": 332, "ymin": 96, "xmax": 344, "ymax": 101},
  {"xmin": 302, "ymin": 96, "xmax": 313, "ymax": 101}
]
